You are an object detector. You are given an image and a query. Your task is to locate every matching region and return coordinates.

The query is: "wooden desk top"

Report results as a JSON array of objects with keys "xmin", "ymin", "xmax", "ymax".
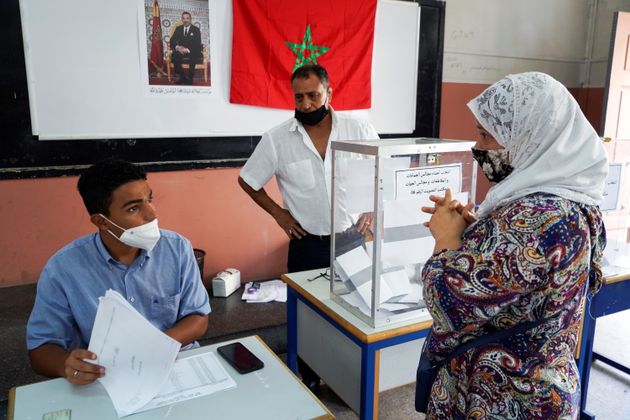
[
  {"xmin": 603, "ymin": 270, "xmax": 630, "ymax": 285},
  {"xmin": 282, "ymin": 270, "xmax": 432, "ymax": 344}
]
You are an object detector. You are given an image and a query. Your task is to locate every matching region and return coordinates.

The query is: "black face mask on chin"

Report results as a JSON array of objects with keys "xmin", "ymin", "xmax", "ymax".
[{"xmin": 294, "ymin": 102, "xmax": 329, "ymax": 126}]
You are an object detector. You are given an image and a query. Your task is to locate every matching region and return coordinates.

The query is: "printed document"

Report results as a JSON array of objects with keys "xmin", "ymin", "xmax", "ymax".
[
  {"xmin": 88, "ymin": 290, "xmax": 237, "ymax": 417},
  {"xmin": 137, "ymin": 351, "xmax": 236, "ymax": 413},
  {"xmin": 395, "ymin": 163, "xmax": 462, "ymax": 200},
  {"xmin": 88, "ymin": 290, "xmax": 181, "ymax": 417}
]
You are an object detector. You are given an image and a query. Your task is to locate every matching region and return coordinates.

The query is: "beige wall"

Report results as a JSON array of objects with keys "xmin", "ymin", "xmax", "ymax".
[{"xmin": 0, "ymin": 168, "xmax": 289, "ymax": 287}]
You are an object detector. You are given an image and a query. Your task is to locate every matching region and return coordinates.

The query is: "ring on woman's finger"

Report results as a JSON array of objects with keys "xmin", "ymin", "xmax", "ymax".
[
  {"xmin": 288, "ymin": 228, "xmax": 293, "ymax": 235},
  {"xmin": 73, "ymin": 369, "xmax": 79, "ymax": 377}
]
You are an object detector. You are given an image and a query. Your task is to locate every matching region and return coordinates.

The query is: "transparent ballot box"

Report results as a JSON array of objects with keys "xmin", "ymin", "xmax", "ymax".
[{"xmin": 330, "ymin": 138, "xmax": 477, "ymax": 328}]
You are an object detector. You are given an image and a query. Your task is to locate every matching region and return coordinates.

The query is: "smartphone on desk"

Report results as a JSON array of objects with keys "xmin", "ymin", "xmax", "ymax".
[{"xmin": 217, "ymin": 342, "xmax": 264, "ymax": 374}]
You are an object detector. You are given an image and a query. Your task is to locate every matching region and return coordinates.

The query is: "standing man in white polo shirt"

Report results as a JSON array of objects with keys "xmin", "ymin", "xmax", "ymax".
[
  {"xmin": 238, "ymin": 64, "xmax": 378, "ymax": 392},
  {"xmin": 238, "ymin": 64, "xmax": 379, "ymax": 274}
]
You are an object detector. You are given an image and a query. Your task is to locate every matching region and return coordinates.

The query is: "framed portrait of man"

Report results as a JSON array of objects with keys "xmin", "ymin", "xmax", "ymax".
[{"xmin": 143, "ymin": 0, "xmax": 211, "ymax": 87}]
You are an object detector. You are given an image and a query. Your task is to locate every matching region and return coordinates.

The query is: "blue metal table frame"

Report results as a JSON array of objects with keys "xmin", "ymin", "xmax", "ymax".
[
  {"xmin": 578, "ymin": 273, "xmax": 630, "ymax": 420},
  {"xmin": 282, "ymin": 272, "xmax": 432, "ymax": 420},
  {"xmin": 283, "ymin": 270, "xmax": 630, "ymax": 420}
]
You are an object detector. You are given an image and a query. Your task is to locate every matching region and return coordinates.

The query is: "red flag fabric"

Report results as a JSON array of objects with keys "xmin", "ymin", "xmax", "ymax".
[
  {"xmin": 149, "ymin": 0, "xmax": 164, "ymax": 73},
  {"xmin": 230, "ymin": 0, "xmax": 377, "ymax": 110}
]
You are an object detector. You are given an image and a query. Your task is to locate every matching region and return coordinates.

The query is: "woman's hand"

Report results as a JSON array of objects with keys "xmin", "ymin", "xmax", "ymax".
[
  {"xmin": 422, "ymin": 191, "xmax": 477, "ymax": 226},
  {"xmin": 448, "ymin": 200, "xmax": 477, "ymax": 225},
  {"xmin": 421, "ymin": 188, "xmax": 468, "ymax": 251}
]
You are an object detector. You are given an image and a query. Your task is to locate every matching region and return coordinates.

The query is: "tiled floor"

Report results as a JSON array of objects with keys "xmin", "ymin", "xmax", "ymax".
[{"xmin": 584, "ymin": 310, "xmax": 630, "ymax": 419}]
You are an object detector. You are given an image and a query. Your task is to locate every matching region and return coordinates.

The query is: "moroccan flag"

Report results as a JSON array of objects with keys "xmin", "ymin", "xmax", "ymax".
[
  {"xmin": 149, "ymin": 0, "xmax": 164, "ymax": 74},
  {"xmin": 230, "ymin": 0, "xmax": 377, "ymax": 110}
]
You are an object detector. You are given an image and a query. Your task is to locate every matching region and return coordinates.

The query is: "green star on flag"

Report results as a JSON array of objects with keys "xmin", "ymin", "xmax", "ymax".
[
  {"xmin": 285, "ymin": 25, "xmax": 330, "ymax": 72},
  {"xmin": 230, "ymin": 0, "xmax": 377, "ymax": 109}
]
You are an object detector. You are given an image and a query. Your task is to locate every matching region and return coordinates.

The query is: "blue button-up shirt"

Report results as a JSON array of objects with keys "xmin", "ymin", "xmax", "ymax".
[{"xmin": 27, "ymin": 230, "xmax": 210, "ymax": 351}]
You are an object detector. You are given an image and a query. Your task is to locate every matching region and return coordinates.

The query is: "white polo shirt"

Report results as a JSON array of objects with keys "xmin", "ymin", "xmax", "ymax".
[{"xmin": 240, "ymin": 109, "xmax": 379, "ymax": 235}]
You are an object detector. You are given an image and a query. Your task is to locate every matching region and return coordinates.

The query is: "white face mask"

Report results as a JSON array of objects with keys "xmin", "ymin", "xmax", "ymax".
[{"xmin": 99, "ymin": 214, "xmax": 161, "ymax": 252}]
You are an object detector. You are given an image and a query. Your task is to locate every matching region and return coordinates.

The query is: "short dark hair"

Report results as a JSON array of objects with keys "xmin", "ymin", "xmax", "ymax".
[
  {"xmin": 291, "ymin": 64, "xmax": 330, "ymax": 89},
  {"xmin": 77, "ymin": 159, "xmax": 147, "ymax": 216},
  {"xmin": 182, "ymin": 11, "xmax": 191, "ymax": 18}
]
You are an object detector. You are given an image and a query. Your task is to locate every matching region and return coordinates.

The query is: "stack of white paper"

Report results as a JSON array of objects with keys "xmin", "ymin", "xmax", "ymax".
[
  {"xmin": 381, "ymin": 268, "xmax": 412, "ymax": 297},
  {"xmin": 339, "ymin": 289, "xmax": 422, "ymax": 318},
  {"xmin": 339, "ymin": 290, "xmax": 387, "ymax": 318},
  {"xmin": 138, "ymin": 351, "xmax": 236, "ymax": 414},
  {"xmin": 241, "ymin": 280, "xmax": 287, "ymax": 303},
  {"xmin": 88, "ymin": 290, "xmax": 181, "ymax": 417},
  {"xmin": 88, "ymin": 290, "xmax": 237, "ymax": 417},
  {"xmin": 336, "ymin": 246, "xmax": 394, "ymax": 308}
]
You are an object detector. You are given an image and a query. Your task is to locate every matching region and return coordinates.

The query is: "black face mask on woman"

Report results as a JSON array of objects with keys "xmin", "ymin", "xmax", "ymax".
[
  {"xmin": 471, "ymin": 147, "xmax": 514, "ymax": 183},
  {"xmin": 294, "ymin": 101, "xmax": 329, "ymax": 126}
]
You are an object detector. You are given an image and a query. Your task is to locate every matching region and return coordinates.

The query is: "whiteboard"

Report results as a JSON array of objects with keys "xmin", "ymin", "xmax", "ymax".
[
  {"xmin": 19, "ymin": 0, "xmax": 419, "ymax": 140},
  {"xmin": 442, "ymin": 0, "xmax": 590, "ymax": 85}
]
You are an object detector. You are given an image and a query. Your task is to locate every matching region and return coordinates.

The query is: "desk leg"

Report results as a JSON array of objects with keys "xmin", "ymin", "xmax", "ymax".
[
  {"xmin": 287, "ymin": 287, "xmax": 298, "ymax": 373},
  {"xmin": 578, "ymin": 301, "xmax": 597, "ymax": 420},
  {"xmin": 360, "ymin": 343, "xmax": 378, "ymax": 420},
  {"xmin": 373, "ymin": 349, "xmax": 381, "ymax": 416},
  {"xmin": 592, "ymin": 351, "xmax": 630, "ymax": 375}
]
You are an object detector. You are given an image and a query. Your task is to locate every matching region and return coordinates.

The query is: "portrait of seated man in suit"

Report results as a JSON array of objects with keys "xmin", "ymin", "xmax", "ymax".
[{"xmin": 169, "ymin": 11, "xmax": 202, "ymax": 85}]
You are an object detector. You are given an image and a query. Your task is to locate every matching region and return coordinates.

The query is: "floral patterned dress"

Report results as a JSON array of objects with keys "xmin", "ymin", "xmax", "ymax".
[{"xmin": 422, "ymin": 193, "xmax": 605, "ymax": 419}]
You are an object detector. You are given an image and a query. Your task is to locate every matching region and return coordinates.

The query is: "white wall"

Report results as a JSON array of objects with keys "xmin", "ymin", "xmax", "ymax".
[
  {"xmin": 588, "ymin": 0, "xmax": 630, "ymax": 85},
  {"xmin": 443, "ymin": 0, "xmax": 630, "ymax": 87}
]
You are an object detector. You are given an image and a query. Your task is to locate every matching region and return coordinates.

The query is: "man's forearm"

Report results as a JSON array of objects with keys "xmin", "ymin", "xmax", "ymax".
[
  {"xmin": 165, "ymin": 314, "xmax": 208, "ymax": 346},
  {"xmin": 29, "ymin": 344, "xmax": 69, "ymax": 378},
  {"xmin": 238, "ymin": 176, "xmax": 283, "ymax": 219}
]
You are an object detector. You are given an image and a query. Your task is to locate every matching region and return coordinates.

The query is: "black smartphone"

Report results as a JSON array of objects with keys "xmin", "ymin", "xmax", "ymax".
[{"xmin": 217, "ymin": 342, "xmax": 264, "ymax": 374}]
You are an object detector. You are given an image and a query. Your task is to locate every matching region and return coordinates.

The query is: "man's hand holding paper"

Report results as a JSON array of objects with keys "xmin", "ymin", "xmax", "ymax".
[
  {"xmin": 88, "ymin": 290, "xmax": 182, "ymax": 417},
  {"xmin": 65, "ymin": 348, "xmax": 103, "ymax": 385}
]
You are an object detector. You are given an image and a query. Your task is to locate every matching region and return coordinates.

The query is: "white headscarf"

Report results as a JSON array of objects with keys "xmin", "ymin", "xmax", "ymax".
[{"xmin": 467, "ymin": 72, "xmax": 609, "ymax": 218}]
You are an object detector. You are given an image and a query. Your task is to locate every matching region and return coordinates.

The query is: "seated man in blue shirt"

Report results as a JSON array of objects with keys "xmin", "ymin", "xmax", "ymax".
[{"xmin": 27, "ymin": 159, "xmax": 210, "ymax": 385}]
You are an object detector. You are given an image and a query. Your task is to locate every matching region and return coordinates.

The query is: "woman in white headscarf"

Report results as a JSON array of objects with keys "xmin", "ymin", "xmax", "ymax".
[{"xmin": 420, "ymin": 72, "xmax": 608, "ymax": 419}]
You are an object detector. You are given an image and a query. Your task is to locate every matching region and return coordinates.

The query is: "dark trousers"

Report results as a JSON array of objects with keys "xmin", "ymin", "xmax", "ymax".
[
  {"xmin": 171, "ymin": 52, "xmax": 199, "ymax": 82},
  {"xmin": 287, "ymin": 233, "xmax": 331, "ymax": 273},
  {"xmin": 287, "ymin": 233, "xmax": 330, "ymax": 384}
]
